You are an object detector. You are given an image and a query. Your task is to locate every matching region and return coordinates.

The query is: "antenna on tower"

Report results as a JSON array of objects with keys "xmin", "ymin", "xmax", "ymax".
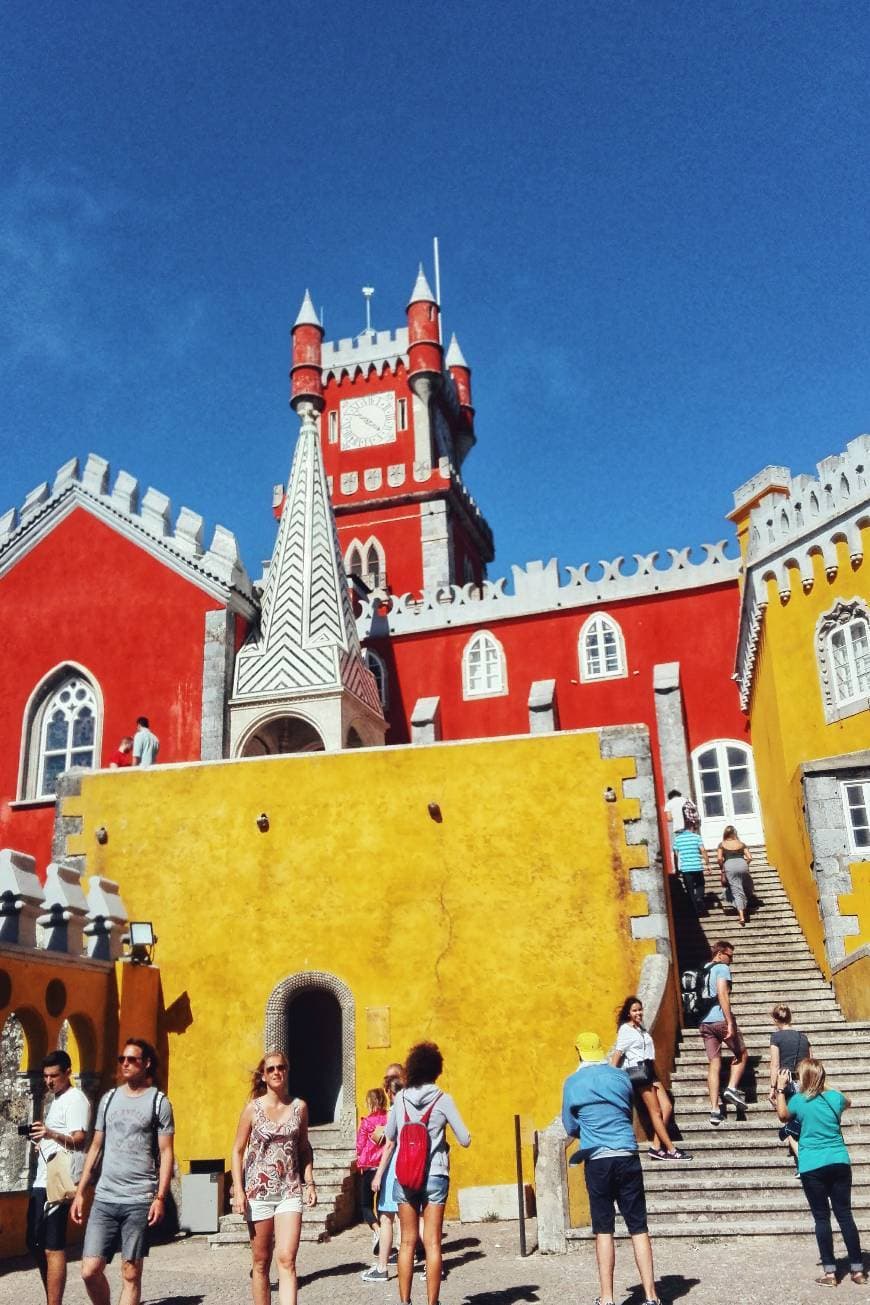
[
  {"xmin": 433, "ymin": 237, "xmax": 442, "ymax": 343},
  {"xmin": 361, "ymin": 286, "xmax": 375, "ymax": 335}
]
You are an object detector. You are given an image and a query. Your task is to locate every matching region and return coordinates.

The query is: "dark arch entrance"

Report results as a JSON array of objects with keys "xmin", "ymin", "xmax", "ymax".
[
  {"xmin": 241, "ymin": 716, "xmax": 324, "ymax": 756},
  {"xmin": 286, "ymin": 989, "xmax": 342, "ymax": 1125},
  {"xmin": 263, "ymin": 971, "xmax": 356, "ymax": 1143}
]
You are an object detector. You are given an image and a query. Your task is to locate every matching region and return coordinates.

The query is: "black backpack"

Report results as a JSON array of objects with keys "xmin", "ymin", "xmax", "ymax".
[{"xmin": 680, "ymin": 962, "xmax": 716, "ymax": 1021}]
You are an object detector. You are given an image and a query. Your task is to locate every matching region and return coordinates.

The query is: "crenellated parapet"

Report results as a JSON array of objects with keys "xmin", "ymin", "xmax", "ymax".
[
  {"xmin": 356, "ymin": 539, "xmax": 740, "ymax": 638},
  {"xmin": 0, "ymin": 453, "xmax": 255, "ymax": 612},
  {"xmin": 321, "ymin": 328, "xmax": 409, "ymax": 381},
  {"xmin": 0, "ymin": 848, "xmax": 129, "ymax": 962},
  {"xmin": 734, "ymin": 435, "xmax": 870, "ymax": 708}
]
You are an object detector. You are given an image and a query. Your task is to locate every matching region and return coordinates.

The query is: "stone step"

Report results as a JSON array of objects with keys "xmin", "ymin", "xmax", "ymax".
[
  {"xmin": 671, "ymin": 1068, "xmax": 870, "ymax": 1090},
  {"xmin": 567, "ymin": 1215, "xmax": 870, "ymax": 1240},
  {"xmin": 641, "ymin": 1167, "xmax": 870, "ymax": 1191},
  {"xmin": 675, "ymin": 1046, "xmax": 870, "ymax": 1066},
  {"xmin": 672, "ymin": 1110, "xmax": 870, "ymax": 1132},
  {"xmin": 642, "ymin": 1188, "xmax": 870, "ymax": 1215}
]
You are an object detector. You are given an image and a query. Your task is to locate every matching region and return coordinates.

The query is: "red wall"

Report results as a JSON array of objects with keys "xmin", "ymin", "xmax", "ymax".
[
  {"xmin": 370, "ymin": 581, "xmax": 747, "ymax": 801},
  {"xmin": 0, "ymin": 507, "xmax": 229, "ymax": 873}
]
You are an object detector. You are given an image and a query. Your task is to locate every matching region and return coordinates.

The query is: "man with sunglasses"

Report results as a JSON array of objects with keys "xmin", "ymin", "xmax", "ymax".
[{"xmin": 72, "ymin": 1038, "xmax": 174, "ymax": 1305}]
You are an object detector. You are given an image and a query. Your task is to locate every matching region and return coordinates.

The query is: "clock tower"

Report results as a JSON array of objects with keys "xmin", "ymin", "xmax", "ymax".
[{"xmin": 285, "ymin": 267, "xmax": 494, "ymax": 599}]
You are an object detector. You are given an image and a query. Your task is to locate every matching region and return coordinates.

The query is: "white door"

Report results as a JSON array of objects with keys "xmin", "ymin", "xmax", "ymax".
[{"xmin": 691, "ymin": 740, "xmax": 765, "ymax": 848}]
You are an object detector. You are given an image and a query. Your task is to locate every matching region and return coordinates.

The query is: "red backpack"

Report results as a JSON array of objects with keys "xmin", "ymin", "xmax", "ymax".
[{"xmin": 395, "ymin": 1091, "xmax": 442, "ymax": 1190}]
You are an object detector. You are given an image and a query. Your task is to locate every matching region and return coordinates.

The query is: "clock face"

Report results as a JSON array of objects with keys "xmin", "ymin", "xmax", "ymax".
[{"xmin": 339, "ymin": 393, "xmax": 397, "ymax": 451}]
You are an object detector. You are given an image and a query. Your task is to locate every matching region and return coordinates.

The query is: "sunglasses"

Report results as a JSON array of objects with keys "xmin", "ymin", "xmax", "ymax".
[
  {"xmin": 265, "ymin": 1065, "xmax": 288, "ymax": 1074},
  {"xmin": 118, "ymin": 1054, "xmax": 143, "ymax": 1065}
]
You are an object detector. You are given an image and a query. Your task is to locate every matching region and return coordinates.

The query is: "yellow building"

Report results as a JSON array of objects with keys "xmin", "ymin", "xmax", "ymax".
[
  {"xmin": 43, "ymin": 726, "xmax": 667, "ymax": 1222},
  {"xmin": 731, "ymin": 436, "xmax": 870, "ymax": 1011}
]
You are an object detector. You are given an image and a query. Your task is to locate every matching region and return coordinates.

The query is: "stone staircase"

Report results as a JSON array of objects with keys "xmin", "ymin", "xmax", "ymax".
[
  {"xmin": 209, "ymin": 1123, "xmax": 358, "ymax": 1246},
  {"xmin": 569, "ymin": 846, "xmax": 870, "ymax": 1242}
]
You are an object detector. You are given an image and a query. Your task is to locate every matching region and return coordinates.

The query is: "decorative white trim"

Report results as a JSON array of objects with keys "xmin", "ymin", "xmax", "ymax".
[
  {"xmin": 356, "ymin": 541, "xmax": 740, "ymax": 640},
  {"xmin": 462, "ymin": 630, "xmax": 508, "ymax": 700},
  {"xmin": 840, "ymin": 779, "xmax": 870, "ymax": 858},
  {"xmin": 735, "ymin": 436, "xmax": 870, "ymax": 708},
  {"xmin": 0, "ymin": 456, "xmax": 254, "ymax": 615},
  {"xmin": 578, "ymin": 612, "xmax": 627, "ymax": 683},
  {"xmin": 344, "ymin": 536, "xmax": 386, "ymax": 590}
]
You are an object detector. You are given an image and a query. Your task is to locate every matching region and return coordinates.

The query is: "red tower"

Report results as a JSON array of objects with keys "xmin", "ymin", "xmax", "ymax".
[{"xmin": 281, "ymin": 266, "xmax": 494, "ymax": 598}]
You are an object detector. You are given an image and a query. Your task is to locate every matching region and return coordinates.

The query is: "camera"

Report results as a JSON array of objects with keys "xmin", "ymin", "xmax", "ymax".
[{"xmin": 17, "ymin": 1123, "xmax": 34, "ymax": 1136}]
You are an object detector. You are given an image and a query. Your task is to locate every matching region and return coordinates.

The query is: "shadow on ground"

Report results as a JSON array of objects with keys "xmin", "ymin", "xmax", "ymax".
[
  {"xmin": 297, "ymin": 1259, "xmax": 368, "ymax": 1286},
  {"xmin": 461, "ymin": 1288, "xmax": 540, "ymax": 1304},
  {"xmin": 624, "ymin": 1273, "xmax": 701, "ymax": 1302}
]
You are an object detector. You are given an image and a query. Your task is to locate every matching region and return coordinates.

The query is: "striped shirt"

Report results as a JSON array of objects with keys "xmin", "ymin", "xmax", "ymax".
[{"xmin": 673, "ymin": 828, "xmax": 705, "ymax": 872}]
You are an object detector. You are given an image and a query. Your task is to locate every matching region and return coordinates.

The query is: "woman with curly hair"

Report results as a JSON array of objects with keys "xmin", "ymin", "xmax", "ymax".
[
  {"xmin": 372, "ymin": 1042, "xmax": 470, "ymax": 1305},
  {"xmin": 230, "ymin": 1050, "xmax": 317, "ymax": 1305},
  {"xmin": 610, "ymin": 995, "xmax": 689, "ymax": 1161}
]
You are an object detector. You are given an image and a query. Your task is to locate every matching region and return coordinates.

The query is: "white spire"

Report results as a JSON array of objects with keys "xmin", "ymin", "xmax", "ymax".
[
  {"xmin": 445, "ymin": 333, "xmax": 468, "ymax": 368},
  {"xmin": 293, "ymin": 289, "xmax": 321, "ymax": 328},
  {"xmin": 407, "ymin": 262, "xmax": 436, "ymax": 307}
]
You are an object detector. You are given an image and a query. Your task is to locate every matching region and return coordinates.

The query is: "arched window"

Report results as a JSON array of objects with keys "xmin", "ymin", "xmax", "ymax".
[
  {"xmin": 817, "ymin": 599, "xmax": 870, "ymax": 722},
  {"xmin": 579, "ymin": 613, "xmax": 626, "ymax": 682},
  {"xmin": 19, "ymin": 665, "xmax": 102, "ymax": 799},
  {"xmin": 345, "ymin": 537, "xmax": 386, "ymax": 591},
  {"xmin": 365, "ymin": 649, "xmax": 389, "ymax": 709},
  {"xmin": 462, "ymin": 630, "xmax": 507, "ymax": 699}
]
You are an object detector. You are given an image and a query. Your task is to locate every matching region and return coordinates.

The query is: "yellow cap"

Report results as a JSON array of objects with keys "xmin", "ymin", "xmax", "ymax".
[{"xmin": 575, "ymin": 1031, "xmax": 606, "ymax": 1062}]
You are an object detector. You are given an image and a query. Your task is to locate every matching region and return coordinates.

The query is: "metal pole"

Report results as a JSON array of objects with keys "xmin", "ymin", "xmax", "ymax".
[
  {"xmin": 433, "ymin": 235, "xmax": 442, "ymax": 342},
  {"xmin": 514, "ymin": 1113, "xmax": 526, "ymax": 1257}
]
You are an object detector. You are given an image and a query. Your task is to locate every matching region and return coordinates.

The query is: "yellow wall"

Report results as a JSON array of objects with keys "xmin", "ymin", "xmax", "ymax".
[
  {"xmin": 61, "ymin": 730, "xmax": 657, "ymax": 1214},
  {"xmin": 747, "ymin": 540, "xmax": 870, "ymax": 968}
]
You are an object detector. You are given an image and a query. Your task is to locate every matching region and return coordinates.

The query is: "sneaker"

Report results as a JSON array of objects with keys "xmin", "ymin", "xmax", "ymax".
[
  {"xmin": 418, "ymin": 1264, "xmax": 446, "ymax": 1280},
  {"xmin": 709, "ymin": 1109, "xmax": 723, "ymax": 1127},
  {"xmin": 666, "ymin": 1148, "xmax": 692, "ymax": 1160},
  {"xmin": 360, "ymin": 1266, "xmax": 388, "ymax": 1283},
  {"xmin": 723, "ymin": 1086, "xmax": 747, "ymax": 1108},
  {"xmin": 593, "ymin": 1299, "xmax": 616, "ymax": 1305},
  {"xmin": 647, "ymin": 1147, "xmax": 668, "ymax": 1160}
]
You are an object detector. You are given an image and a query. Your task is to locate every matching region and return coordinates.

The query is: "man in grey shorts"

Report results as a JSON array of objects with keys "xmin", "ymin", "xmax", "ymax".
[{"xmin": 71, "ymin": 1038, "xmax": 174, "ymax": 1305}]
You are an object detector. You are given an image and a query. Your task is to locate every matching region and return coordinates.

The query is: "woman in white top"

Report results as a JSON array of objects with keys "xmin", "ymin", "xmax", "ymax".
[{"xmin": 610, "ymin": 996, "xmax": 690, "ymax": 1161}]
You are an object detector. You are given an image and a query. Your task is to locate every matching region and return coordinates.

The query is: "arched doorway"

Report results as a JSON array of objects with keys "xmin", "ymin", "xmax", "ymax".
[
  {"xmin": 240, "ymin": 715, "xmax": 325, "ymax": 756},
  {"xmin": 263, "ymin": 971, "xmax": 356, "ymax": 1143},
  {"xmin": 691, "ymin": 739, "xmax": 765, "ymax": 847}
]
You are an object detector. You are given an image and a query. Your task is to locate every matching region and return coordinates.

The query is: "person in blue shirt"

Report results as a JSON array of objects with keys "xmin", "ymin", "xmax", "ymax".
[
  {"xmin": 673, "ymin": 826, "xmax": 709, "ymax": 915},
  {"xmin": 776, "ymin": 1057, "xmax": 866, "ymax": 1286},
  {"xmin": 562, "ymin": 1031, "xmax": 660, "ymax": 1305}
]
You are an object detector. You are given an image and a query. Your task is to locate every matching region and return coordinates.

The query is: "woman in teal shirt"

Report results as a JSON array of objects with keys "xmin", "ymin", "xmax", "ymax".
[{"xmin": 776, "ymin": 1059, "xmax": 866, "ymax": 1286}]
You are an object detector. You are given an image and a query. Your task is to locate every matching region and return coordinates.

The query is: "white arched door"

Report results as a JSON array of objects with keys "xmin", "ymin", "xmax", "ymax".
[{"xmin": 691, "ymin": 740, "xmax": 764, "ymax": 848}]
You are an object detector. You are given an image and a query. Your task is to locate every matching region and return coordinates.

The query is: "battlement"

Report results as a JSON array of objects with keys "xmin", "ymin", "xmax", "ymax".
[
  {"xmin": 321, "ymin": 328, "xmax": 410, "ymax": 380},
  {"xmin": 0, "ymin": 453, "xmax": 254, "ymax": 607},
  {"xmin": 0, "ymin": 847, "xmax": 129, "ymax": 961},
  {"xmin": 734, "ymin": 434, "xmax": 870, "ymax": 708},
  {"xmin": 356, "ymin": 539, "xmax": 740, "ymax": 637}
]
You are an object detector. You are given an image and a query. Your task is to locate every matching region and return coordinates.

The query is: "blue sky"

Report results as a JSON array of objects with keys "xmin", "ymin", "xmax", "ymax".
[{"xmin": 2, "ymin": 1, "xmax": 868, "ymax": 581}]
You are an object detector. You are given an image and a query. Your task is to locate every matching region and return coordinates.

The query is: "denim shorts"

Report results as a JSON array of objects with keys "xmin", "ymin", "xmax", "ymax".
[
  {"xmin": 393, "ymin": 1172, "xmax": 449, "ymax": 1210},
  {"xmin": 584, "ymin": 1154, "xmax": 648, "ymax": 1235},
  {"xmin": 247, "ymin": 1194, "xmax": 303, "ymax": 1221},
  {"xmin": 82, "ymin": 1199, "xmax": 151, "ymax": 1263}
]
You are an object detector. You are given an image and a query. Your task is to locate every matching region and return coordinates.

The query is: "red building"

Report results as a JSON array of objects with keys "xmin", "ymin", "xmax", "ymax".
[{"xmin": 0, "ymin": 265, "xmax": 760, "ymax": 873}]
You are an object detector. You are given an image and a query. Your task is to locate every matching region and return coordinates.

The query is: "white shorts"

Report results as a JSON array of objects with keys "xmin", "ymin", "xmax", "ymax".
[{"xmin": 248, "ymin": 1195, "xmax": 303, "ymax": 1221}]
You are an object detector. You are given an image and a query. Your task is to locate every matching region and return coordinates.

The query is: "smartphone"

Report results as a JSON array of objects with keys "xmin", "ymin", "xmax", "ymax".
[{"xmin": 17, "ymin": 1123, "xmax": 33, "ymax": 1136}]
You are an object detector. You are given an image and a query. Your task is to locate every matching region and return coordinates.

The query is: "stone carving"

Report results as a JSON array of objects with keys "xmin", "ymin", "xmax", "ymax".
[
  {"xmin": 815, "ymin": 598, "xmax": 870, "ymax": 724},
  {"xmin": 356, "ymin": 541, "xmax": 740, "ymax": 639},
  {"xmin": 363, "ymin": 468, "xmax": 382, "ymax": 491},
  {"xmin": 0, "ymin": 454, "xmax": 253, "ymax": 604},
  {"xmin": 0, "ymin": 846, "xmax": 128, "ymax": 960}
]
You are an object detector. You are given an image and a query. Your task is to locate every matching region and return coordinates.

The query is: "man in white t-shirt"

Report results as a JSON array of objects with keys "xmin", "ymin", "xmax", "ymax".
[
  {"xmin": 132, "ymin": 716, "xmax": 160, "ymax": 767},
  {"xmin": 26, "ymin": 1050, "xmax": 91, "ymax": 1305}
]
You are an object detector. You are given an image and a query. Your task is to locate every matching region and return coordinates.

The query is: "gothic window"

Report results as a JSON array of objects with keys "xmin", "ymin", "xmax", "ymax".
[
  {"xmin": 365, "ymin": 650, "xmax": 389, "ymax": 709},
  {"xmin": 817, "ymin": 599, "xmax": 870, "ymax": 723},
  {"xmin": 365, "ymin": 543, "xmax": 384, "ymax": 590},
  {"xmin": 19, "ymin": 667, "xmax": 101, "ymax": 800},
  {"xmin": 842, "ymin": 781, "xmax": 870, "ymax": 855},
  {"xmin": 462, "ymin": 631, "xmax": 507, "ymax": 699},
  {"xmin": 579, "ymin": 613, "xmax": 626, "ymax": 682},
  {"xmin": 346, "ymin": 544, "xmax": 363, "ymax": 580},
  {"xmin": 345, "ymin": 538, "xmax": 385, "ymax": 591}
]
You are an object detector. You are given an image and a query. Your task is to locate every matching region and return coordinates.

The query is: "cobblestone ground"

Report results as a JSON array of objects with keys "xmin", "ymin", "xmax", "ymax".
[{"xmin": 2, "ymin": 1222, "xmax": 868, "ymax": 1305}]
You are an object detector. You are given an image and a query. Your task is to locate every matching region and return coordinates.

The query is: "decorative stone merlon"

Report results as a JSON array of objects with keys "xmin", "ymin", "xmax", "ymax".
[
  {"xmin": 528, "ymin": 679, "xmax": 559, "ymax": 734},
  {"xmin": 410, "ymin": 696, "xmax": 441, "ymax": 745},
  {"xmin": 84, "ymin": 876, "xmax": 129, "ymax": 961},
  {"xmin": 357, "ymin": 540, "xmax": 740, "ymax": 640},
  {"xmin": 0, "ymin": 849, "xmax": 43, "ymax": 947},
  {"xmin": 730, "ymin": 464, "xmax": 792, "ymax": 515},
  {"xmin": 38, "ymin": 862, "xmax": 89, "ymax": 956},
  {"xmin": 0, "ymin": 454, "xmax": 253, "ymax": 606}
]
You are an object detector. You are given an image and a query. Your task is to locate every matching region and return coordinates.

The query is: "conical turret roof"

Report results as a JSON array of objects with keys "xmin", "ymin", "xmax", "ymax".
[
  {"xmin": 293, "ymin": 289, "xmax": 322, "ymax": 328},
  {"xmin": 407, "ymin": 263, "xmax": 436, "ymax": 307},
  {"xmin": 445, "ymin": 333, "xmax": 468, "ymax": 368}
]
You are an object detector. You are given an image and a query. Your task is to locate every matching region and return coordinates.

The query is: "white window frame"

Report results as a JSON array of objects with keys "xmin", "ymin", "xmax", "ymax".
[
  {"xmin": 462, "ymin": 630, "xmax": 508, "ymax": 700},
  {"xmin": 816, "ymin": 598, "xmax": 870, "ymax": 723},
  {"xmin": 578, "ymin": 612, "xmax": 627, "ymax": 683},
  {"xmin": 344, "ymin": 536, "xmax": 386, "ymax": 591},
  {"xmin": 17, "ymin": 663, "xmax": 104, "ymax": 801},
  {"xmin": 328, "ymin": 410, "xmax": 338, "ymax": 444},
  {"xmin": 841, "ymin": 780, "xmax": 870, "ymax": 856},
  {"xmin": 397, "ymin": 397, "xmax": 408, "ymax": 430},
  {"xmin": 364, "ymin": 649, "xmax": 389, "ymax": 709}
]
